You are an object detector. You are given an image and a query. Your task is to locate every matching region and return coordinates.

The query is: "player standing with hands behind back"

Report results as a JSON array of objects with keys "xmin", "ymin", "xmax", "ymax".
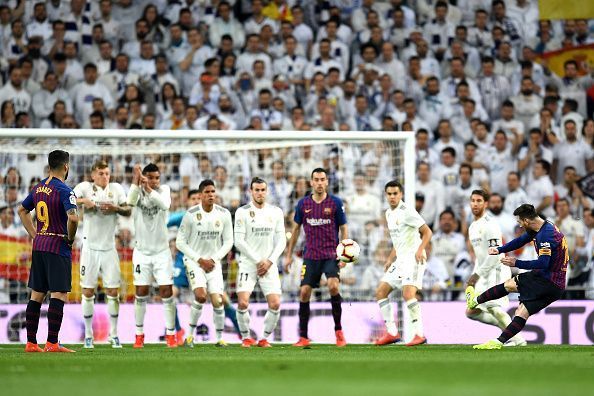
[
  {"xmin": 19, "ymin": 150, "xmax": 79, "ymax": 353},
  {"xmin": 284, "ymin": 168, "xmax": 348, "ymax": 347},
  {"xmin": 127, "ymin": 163, "xmax": 177, "ymax": 348},
  {"xmin": 468, "ymin": 204, "xmax": 568, "ymax": 349}
]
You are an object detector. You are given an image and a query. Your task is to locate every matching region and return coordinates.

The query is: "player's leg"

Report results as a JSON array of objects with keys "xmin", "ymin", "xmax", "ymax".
[
  {"xmin": 25, "ymin": 251, "xmax": 47, "ymax": 352},
  {"xmin": 323, "ymin": 259, "xmax": 345, "ymax": 346},
  {"xmin": 294, "ymin": 260, "xmax": 319, "ymax": 346},
  {"xmin": 154, "ymin": 250, "xmax": 177, "ymax": 347},
  {"xmin": 402, "ymin": 285, "xmax": 426, "ymax": 346},
  {"xmin": 467, "ymin": 277, "xmax": 518, "ymax": 309},
  {"xmin": 102, "ymin": 248, "xmax": 122, "ymax": 348},
  {"xmin": 375, "ymin": 281, "xmax": 401, "ymax": 344},
  {"xmin": 474, "ymin": 304, "xmax": 530, "ymax": 350},
  {"xmin": 45, "ymin": 253, "xmax": 74, "ymax": 352},
  {"xmin": 236, "ymin": 265, "xmax": 257, "ymax": 346},
  {"xmin": 221, "ymin": 292, "xmax": 241, "ymax": 336},
  {"xmin": 80, "ymin": 246, "xmax": 99, "ymax": 348},
  {"xmin": 259, "ymin": 270, "xmax": 282, "ymax": 347},
  {"xmin": 486, "ymin": 306, "xmax": 526, "ymax": 347},
  {"xmin": 207, "ymin": 267, "xmax": 226, "ymax": 346},
  {"xmin": 132, "ymin": 249, "xmax": 151, "ymax": 348},
  {"xmin": 185, "ymin": 258, "xmax": 207, "ymax": 346}
]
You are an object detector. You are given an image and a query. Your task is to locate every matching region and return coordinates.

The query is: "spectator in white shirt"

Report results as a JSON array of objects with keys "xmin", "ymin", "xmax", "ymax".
[
  {"xmin": 517, "ymin": 128, "xmax": 554, "ymax": 186},
  {"xmin": 129, "ymin": 40, "xmax": 156, "ymax": 80},
  {"xmin": 504, "ymin": 171, "xmax": 529, "ymax": 215},
  {"xmin": 26, "ymin": 2, "xmax": 53, "ymax": 42},
  {"xmin": 527, "ymin": 159, "xmax": 555, "ymax": 218},
  {"xmin": 0, "ymin": 65, "xmax": 31, "ymax": 114},
  {"xmin": 31, "ymin": 71, "xmax": 73, "ymax": 127},
  {"xmin": 552, "ymin": 119, "xmax": 594, "ymax": 183},
  {"xmin": 491, "ymin": 100, "xmax": 524, "ymax": 149},
  {"xmin": 209, "ymin": 1, "xmax": 245, "ymax": 51},
  {"xmin": 432, "ymin": 119, "xmax": 464, "ymax": 159},
  {"xmin": 70, "ymin": 62, "xmax": 114, "ymax": 125},
  {"xmin": 345, "ymin": 172, "xmax": 382, "ymax": 241},
  {"xmin": 433, "ymin": 147, "xmax": 460, "ymax": 208},
  {"xmin": 488, "ymin": 193, "xmax": 517, "ymax": 243},
  {"xmin": 510, "ymin": 77, "xmax": 543, "ymax": 131},
  {"xmin": 419, "ymin": 76, "xmax": 452, "ymax": 132}
]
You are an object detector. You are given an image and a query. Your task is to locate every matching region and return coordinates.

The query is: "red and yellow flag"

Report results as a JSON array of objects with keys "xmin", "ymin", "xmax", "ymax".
[{"xmin": 536, "ymin": 44, "xmax": 594, "ymax": 77}]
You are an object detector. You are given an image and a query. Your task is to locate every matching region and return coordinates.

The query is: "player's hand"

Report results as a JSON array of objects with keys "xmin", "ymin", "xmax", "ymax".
[
  {"xmin": 63, "ymin": 236, "xmax": 75, "ymax": 248},
  {"xmin": 383, "ymin": 260, "xmax": 392, "ymax": 272},
  {"xmin": 198, "ymin": 258, "xmax": 215, "ymax": 273},
  {"xmin": 283, "ymin": 255, "xmax": 292, "ymax": 273},
  {"xmin": 82, "ymin": 198, "xmax": 96, "ymax": 210},
  {"xmin": 488, "ymin": 247, "xmax": 500, "ymax": 255},
  {"xmin": 99, "ymin": 203, "xmax": 118, "ymax": 214},
  {"xmin": 132, "ymin": 164, "xmax": 142, "ymax": 184},
  {"xmin": 415, "ymin": 248, "xmax": 425, "ymax": 264},
  {"xmin": 257, "ymin": 260, "xmax": 273, "ymax": 277},
  {"xmin": 337, "ymin": 261, "xmax": 346, "ymax": 269},
  {"xmin": 500, "ymin": 256, "xmax": 516, "ymax": 267}
]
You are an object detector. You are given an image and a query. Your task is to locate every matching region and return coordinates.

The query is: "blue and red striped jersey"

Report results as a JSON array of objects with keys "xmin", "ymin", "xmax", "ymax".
[
  {"xmin": 294, "ymin": 194, "xmax": 347, "ymax": 260},
  {"xmin": 22, "ymin": 176, "xmax": 77, "ymax": 258}
]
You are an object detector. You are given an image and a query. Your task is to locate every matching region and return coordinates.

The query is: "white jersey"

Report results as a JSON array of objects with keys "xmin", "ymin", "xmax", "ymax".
[
  {"xmin": 386, "ymin": 200, "xmax": 426, "ymax": 256},
  {"xmin": 468, "ymin": 213, "xmax": 511, "ymax": 283},
  {"xmin": 234, "ymin": 202, "xmax": 286, "ymax": 267},
  {"xmin": 74, "ymin": 181, "xmax": 126, "ymax": 251},
  {"xmin": 176, "ymin": 203, "xmax": 233, "ymax": 263},
  {"xmin": 127, "ymin": 184, "xmax": 171, "ymax": 255}
]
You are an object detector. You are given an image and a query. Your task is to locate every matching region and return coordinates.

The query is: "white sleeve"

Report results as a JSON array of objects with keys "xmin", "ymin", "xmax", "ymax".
[
  {"xmin": 406, "ymin": 208, "xmax": 426, "ymax": 229},
  {"xmin": 268, "ymin": 209, "xmax": 287, "ymax": 265},
  {"xmin": 73, "ymin": 182, "xmax": 87, "ymax": 199},
  {"xmin": 127, "ymin": 184, "xmax": 141, "ymax": 206},
  {"xmin": 475, "ymin": 224, "xmax": 503, "ymax": 279},
  {"xmin": 148, "ymin": 185, "xmax": 171, "ymax": 211},
  {"xmin": 213, "ymin": 210, "xmax": 234, "ymax": 262},
  {"xmin": 115, "ymin": 184, "xmax": 127, "ymax": 205},
  {"xmin": 175, "ymin": 213, "xmax": 200, "ymax": 262},
  {"xmin": 234, "ymin": 209, "xmax": 261, "ymax": 262}
]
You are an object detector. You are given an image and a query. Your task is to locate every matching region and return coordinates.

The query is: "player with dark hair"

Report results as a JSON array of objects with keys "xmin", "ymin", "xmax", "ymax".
[
  {"xmin": 127, "ymin": 163, "xmax": 177, "ymax": 348},
  {"xmin": 19, "ymin": 150, "xmax": 79, "ymax": 352},
  {"xmin": 468, "ymin": 204, "xmax": 568, "ymax": 349},
  {"xmin": 284, "ymin": 168, "xmax": 348, "ymax": 347}
]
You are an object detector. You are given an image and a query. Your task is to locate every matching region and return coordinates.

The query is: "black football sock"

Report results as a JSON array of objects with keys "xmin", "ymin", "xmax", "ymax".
[
  {"xmin": 26, "ymin": 300, "xmax": 42, "ymax": 344},
  {"xmin": 299, "ymin": 301, "xmax": 310, "ymax": 339},
  {"xmin": 47, "ymin": 298, "xmax": 65, "ymax": 344},
  {"xmin": 330, "ymin": 294, "xmax": 342, "ymax": 331},
  {"xmin": 497, "ymin": 316, "xmax": 526, "ymax": 344},
  {"xmin": 477, "ymin": 283, "xmax": 508, "ymax": 304}
]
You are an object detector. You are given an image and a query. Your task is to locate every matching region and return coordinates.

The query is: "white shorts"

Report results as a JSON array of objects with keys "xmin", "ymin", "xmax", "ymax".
[
  {"xmin": 80, "ymin": 246, "xmax": 121, "ymax": 289},
  {"xmin": 183, "ymin": 257, "xmax": 224, "ymax": 295},
  {"xmin": 381, "ymin": 255, "xmax": 426, "ymax": 290},
  {"xmin": 132, "ymin": 248, "xmax": 173, "ymax": 286},
  {"xmin": 475, "ymin": 275, "xmax": 509, "ymax": 309},
  {"xmin": 236, "ymin": 261, "xmax": 282, "ymax": 296}
]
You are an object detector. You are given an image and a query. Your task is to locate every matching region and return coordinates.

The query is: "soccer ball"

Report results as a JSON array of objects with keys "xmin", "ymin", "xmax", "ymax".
[{"xmin": 336, "ymin": 239, "xmax": 361, "ymax": 263}]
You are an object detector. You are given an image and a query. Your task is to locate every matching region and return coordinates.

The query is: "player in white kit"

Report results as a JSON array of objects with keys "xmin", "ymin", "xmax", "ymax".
[
  {"xmin": 127, "ymin": 163, "xmax": 177, "ymax": 348},
  {"xmin": 234, "ymin": 177, "xmax": 286, "ymax": 348},
  {"xmin": 465, "ymin": 190, "xmax": 526, "ymax": 346},
  {"xmin": 75, "ymin": 160, "xmax": 131, "ymax": 349},
  {"xmin": 375, "ymin": 180, "xmax": 433, "ymax": 347},
  {"xmin": 176, "ymin": 179, "xmax": 233, "ymax": 347}
]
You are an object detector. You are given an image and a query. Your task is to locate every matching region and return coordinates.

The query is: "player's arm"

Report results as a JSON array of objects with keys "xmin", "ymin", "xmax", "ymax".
[
  {"xmin": 417, "ymin": 223, "xmax": 432, "ymax": 262},
  {"xmin": 471, "ymin": 233, "xmax": 504, "ymax": 287},
  {"xmin": 66, "ymin": 208, "xmax": 79, "ymax": 244},
  {"xmin": 127, "ymin": 165, "xmax": 142, "ymax": 206},
  {"xmin": 167, "ymin": 212, "xmax": 184, "ymax": 228},
  {"xmin": 535, "ymin": 195, "xmax": 553, "ymax": 214},
  {"xmin": 175, "ymin": 213, "xmax": 201, "ymax": 262},
  {"xmin": 73, "ymin": 182, "xmax": 95, "ymax": 211},
  {"xmin": 213, "ymin": 210, "xmax": 234, "ymax": 262},
  {"xmin": 336, "ymin": 197, "xmax": 348, "ymax": 240},
  {"xmin": 18, "ymin": 205, "xmax": 36, "ymax": 239},
  {"xmin": 268, "ymin": 209, "xmax": 288, "ymax": 266},
  {"xmin": 233, "ymin": 210, "xmax": 261, "ymax": 263},
  {"xmin": 489, "ymin": 232, "xmax": 532, "ymax": 255},
  {"xmin": 146, "ymin": 185, "xmax": 171, "ymax": 211},
  {"xmin": 384, "ymin": 247, "xmax": 397, "ymax": 272},
  {"xmin": 284, "ymin": 221, "xmax": 301, "ymax": 272}
]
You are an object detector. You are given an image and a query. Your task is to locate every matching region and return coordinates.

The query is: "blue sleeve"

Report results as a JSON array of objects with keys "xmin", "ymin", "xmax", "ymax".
[
  {"xmin": 60, "ymin": 186, "xmax": 77, "ymax": 212},
  {"xmin": 497, "ymin": 232, "xmax": 532, "ymax": 254},
  {"xmin": 21, "ymin": 191, "xmax": 34, "ymax": 211},
  {"xmin": 516, "ymin": 226, "xmax": 554, "ymax": 270},
  {"xmin": 515, "ymin": 255, "xmax": 551, "ymax": 270},
  {"xmin": 294, "ymin": 199, "xmax": 303, "ymax": 225},
  {"xmin": 334, "ymin": 196, "xmax": 347, "ymax": 226},
  {"xmin": 168, "ymin": 212, "xmax": 184, "ymax": 228}
]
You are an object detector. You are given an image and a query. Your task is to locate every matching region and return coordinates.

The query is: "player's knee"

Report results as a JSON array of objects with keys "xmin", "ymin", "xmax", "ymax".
[
  {"xmin": 195, "ymin": 296, "xmax": 207, "ymax": 304},
  {"xmin": 82, "ymin": 289, "xmax": 95, "ymax": 298},
  {"xmin": 160, "ymin": 288, "xmax": 173, "ymax": 299},
  {"xmin": 237, "ymin": 300, "xmax": 249, "ymax": 310},
  {"xmin": 465, "ymin": 309, "xmax": 479, "ymax": 318},
  {"xmin": 105, "ymin": 288, "xmax": 118, "ymax": 298},
  {"xmin": 299, "ymin": 288, "xmax": 311, "ymax": 302},
  {"xmin": 268, "ymin": 298, "xmax": 280, "ymax": 311},
  {"xmin": 328, "ymin": 285, "xmax": 339, "ymax": 296}
]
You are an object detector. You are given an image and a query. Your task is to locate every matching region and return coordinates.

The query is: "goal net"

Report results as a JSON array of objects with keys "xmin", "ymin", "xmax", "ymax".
[{"xmin": 0, "ymin": 129, "xmax": 414, "ymax": 306}]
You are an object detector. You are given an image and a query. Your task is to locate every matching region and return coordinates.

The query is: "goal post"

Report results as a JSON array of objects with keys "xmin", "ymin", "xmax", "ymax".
[{"xmin": 0, "ymin": 129, "xmax": 415, "ymax": 305}]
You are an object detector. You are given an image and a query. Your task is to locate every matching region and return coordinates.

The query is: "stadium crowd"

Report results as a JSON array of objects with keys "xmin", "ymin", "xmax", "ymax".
[{"xmin": 0, "ymin": 0, "xmax": 594, "ymax": 303}]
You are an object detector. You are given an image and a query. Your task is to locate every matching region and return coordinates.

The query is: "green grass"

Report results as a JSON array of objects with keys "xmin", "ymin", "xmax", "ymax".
[{"xmin": 1, "ymin": 344, "xmax": 593, "ymax": 396}]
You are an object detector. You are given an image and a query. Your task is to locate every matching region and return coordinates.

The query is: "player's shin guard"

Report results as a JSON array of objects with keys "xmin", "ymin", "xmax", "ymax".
[
  {"xmin": 298, "ymin": 301, "xmax": 310, "ymax": 339},
  {"xmin": 477, "ymin": 284, "xmax": 508, "ymax": 305},
  {"xmin": 134, "ymin": 295, "xmax": 148, "ymax": 335},
  {"xmin": 26, "ymin": 300, "xmax": 42, "ymax": 344},
  {"xmin": 406, "ymin": 298, "xmax": 423, "ymax": 337},
  {"xmin": 262, "ymin": 309, "xmax": 280, "ymax": 339},
  {"xmin": 188, "ymin": 300, "xmax": 203, "ymax": 335},
  {"xmin": 497, "ymin": 316, "xmax": 527, "ymax": 344},
  {"xmin": 330, "ymin": 294, "xmax": 342, "ymax": 331},
  {"xmin": 162, "ymin": 297, "xmax": 176, "ymax": 336},
  {"xmin": 378, "ymin": 298, "xmax": 398, "ymax": 336},
  {"xmin": 106, "ymin": 295, "xmax": 119, "ymax": 338},
  {"xmin": 82, "ymin": 295, "xmax": 94, "ymax": 339},
  {"xmin": 213, "ymin": 307, "xmax": 225, "ymax": 342},
  {"xmin": 236, "ymin": 309, "xmax": 251, "ymax": 340},
  {"xmin": 47, "ymin": 298, "xmax": 65, "ymax": 344},
  {"xmin": 467, "ymin": 309, "xmax": 500, "ymax": 327}
]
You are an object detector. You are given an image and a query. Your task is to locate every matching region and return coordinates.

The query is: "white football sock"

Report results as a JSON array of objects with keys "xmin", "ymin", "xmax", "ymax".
[
  {"xmin": 378, "ymin": 298, "xmax": 398, "ymax": 336},
  {"xmin": 236, "ymin": 309, "xmax": 251, "ymax": 340},
  {"xmin": 262, "ymin": 309, "xmax": 280, "ymax": 340},
  {"xmin": 106, "ymin": 295, "xmax": 119, "ymax": 338},
  {"xmin": 213, "ymin": 307, "xmax": 225, "ymax": 342},
  {"xmin": 488, "ymin": 307, "xmax": 512, "ymax": 330},
  {"xmin": 188, "ymin": 300, "xmax": 203, "ymax": 335},
  {"xmin": 162, "ymin": 296, "xmax": 176, "ymax": 336},
  {"xmin": 82, "ymin": 295, "xmax": 94, "ymax": 339},
  {"xmin": 467, "ymin": 309, "xmax": 500, "ymax": 327},
  {"xmin": 134, "ymin": 295, "xmax": 148, "ymax": 335},
  {"xmin": 406, "ymin": 298, "xmax": 423, "ymax": 337}
]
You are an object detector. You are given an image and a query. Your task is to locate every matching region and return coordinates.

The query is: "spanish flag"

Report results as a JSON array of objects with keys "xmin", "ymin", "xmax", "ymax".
[
  {"xmin": 0, "ymin": 234, "xmax": 31, "ymax": 283},
  {"xmin": 536, "ymin": 44, "xmax": 594, "ymax": 77}
]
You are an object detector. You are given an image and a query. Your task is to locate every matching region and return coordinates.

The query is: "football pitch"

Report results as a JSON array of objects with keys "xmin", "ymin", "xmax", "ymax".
[{"xmin": 1, "ymin": 344, "xmax": 592, "ymax": 396}]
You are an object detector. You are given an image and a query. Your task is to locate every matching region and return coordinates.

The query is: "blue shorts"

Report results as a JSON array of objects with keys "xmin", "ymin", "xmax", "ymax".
[
  {"xmin": 173, "ymin": 254, "xmax": 189, "ymax": 288},
  {"xmin": 300, "ymin": 258, "xmax": 340, "ymax": 288}
]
